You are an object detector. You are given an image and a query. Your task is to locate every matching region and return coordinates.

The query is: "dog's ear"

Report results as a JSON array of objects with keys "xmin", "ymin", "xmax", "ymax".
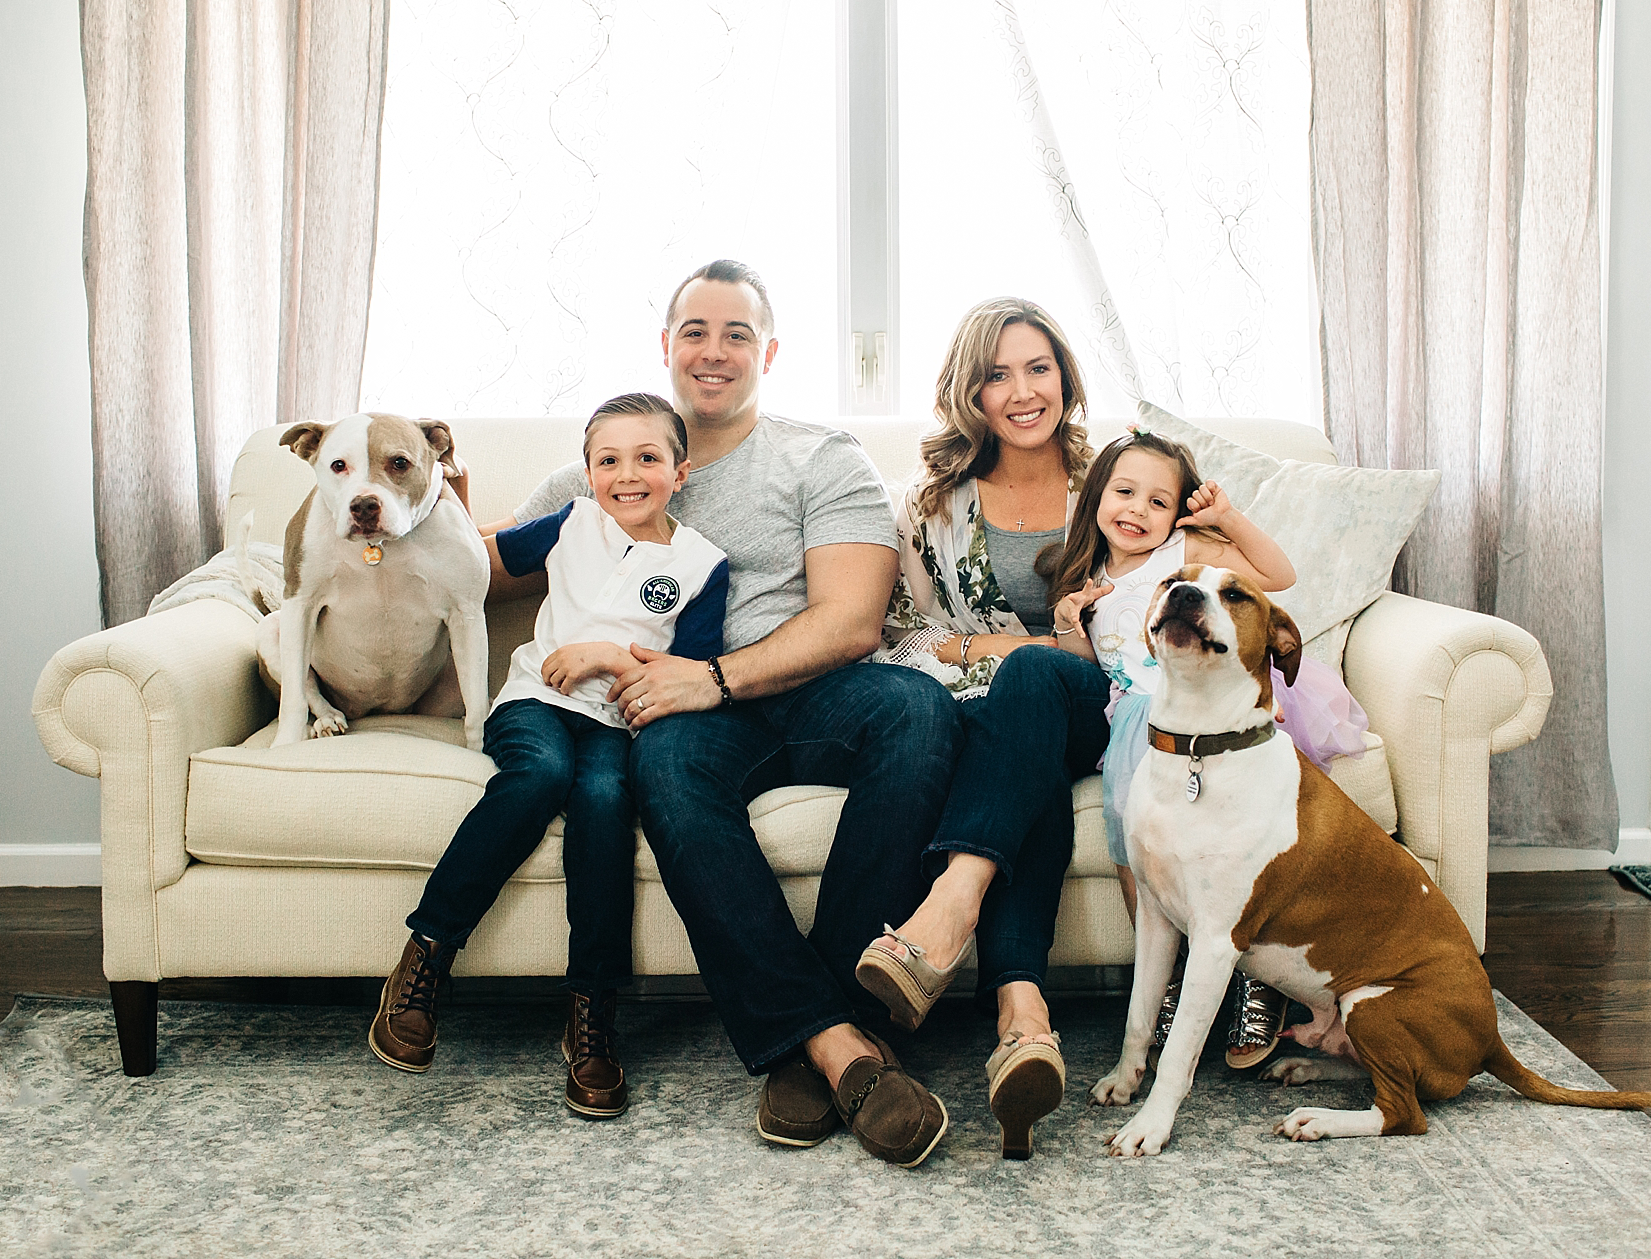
[
  {"xmin": 280, "ymin": 422, "xmax": 328, "ymax": 464},
  {"xmin": 1268, "ymin": 600, "xmax": 1303, "ymax": 687},
  {"xmin": 419, "ymin": 420, "xmax": 458, "ymax": 474}
]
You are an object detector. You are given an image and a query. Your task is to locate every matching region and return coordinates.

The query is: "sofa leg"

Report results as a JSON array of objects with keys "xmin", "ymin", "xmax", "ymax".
[{"xmin": 109, "ymin": 981, "xmax": 158, "ymax": 1077}]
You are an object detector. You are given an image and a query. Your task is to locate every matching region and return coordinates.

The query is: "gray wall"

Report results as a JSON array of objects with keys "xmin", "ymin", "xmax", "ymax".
[
  {"xmin": 0, "ymin": 2, "xmax": 102, "ymax": 881},
  {"xmin": 1604, "ymin": 0, "xmax": 1651, "ymax": 838},
  {"xmin": 0, "ymin": 5, "xmax": 1646, "ymax": 882}
]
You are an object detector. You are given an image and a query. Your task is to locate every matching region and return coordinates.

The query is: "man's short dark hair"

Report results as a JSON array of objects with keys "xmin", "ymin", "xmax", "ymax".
[{"xmin": 665, "ymin": 259, "xmax": 776, "ymax": 339}]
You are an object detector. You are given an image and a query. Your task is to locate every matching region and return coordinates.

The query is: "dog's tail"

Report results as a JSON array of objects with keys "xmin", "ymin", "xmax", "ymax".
[
  {"xmin": 1483, "ymin": 1037, "xmax": 1651, "ymax": 1110},
  {"xmin": 232, "ymin": 511, "xmax": 281, "ymax": 616}
]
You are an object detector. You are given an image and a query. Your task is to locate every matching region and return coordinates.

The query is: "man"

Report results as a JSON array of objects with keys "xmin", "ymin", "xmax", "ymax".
[{"xmin": 499, "ymin": 260, "xmax": 961, "ymax": 1166}]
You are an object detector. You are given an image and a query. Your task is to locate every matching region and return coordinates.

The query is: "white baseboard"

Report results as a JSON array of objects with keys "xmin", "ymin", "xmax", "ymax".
[
  {"xmin": 1487, "ymin": 828, "xmax": 1651, "ymax": 872},
  {"xmin": 0, "ymin": 843, "xmax": 101, "ymax": 887}
]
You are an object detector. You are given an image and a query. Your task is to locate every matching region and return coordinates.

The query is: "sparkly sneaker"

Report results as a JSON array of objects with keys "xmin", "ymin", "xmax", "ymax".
[{"xmin": 1225, "ymin": 975, "xmax": 1289, "ymax": 1069}]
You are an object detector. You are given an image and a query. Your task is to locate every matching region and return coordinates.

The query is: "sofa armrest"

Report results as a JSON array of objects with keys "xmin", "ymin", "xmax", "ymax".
[
  {"xmin": 32, "ymin": 600, "xmax": 270, "ymax": 981},
  {"xmin": 1341, "ymin": 591, "xmax": 1552, "ymax": 952}
]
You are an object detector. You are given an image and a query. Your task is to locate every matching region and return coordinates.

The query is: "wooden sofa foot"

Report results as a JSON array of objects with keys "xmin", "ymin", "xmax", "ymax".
[{"xmin": 109, "ymin": 981, "xmax": 158, "ymax": 1076}]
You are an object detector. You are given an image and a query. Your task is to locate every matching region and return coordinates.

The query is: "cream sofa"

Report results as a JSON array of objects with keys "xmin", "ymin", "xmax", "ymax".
[{"xmin": 33, "ymin": 416, "xmax": 1554, "ymax": 1076}]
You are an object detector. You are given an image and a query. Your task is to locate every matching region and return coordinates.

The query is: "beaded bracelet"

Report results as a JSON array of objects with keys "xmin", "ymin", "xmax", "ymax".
[{"xmin": 706, "ymin": 656, "xmax": 734, "ymax": 706}]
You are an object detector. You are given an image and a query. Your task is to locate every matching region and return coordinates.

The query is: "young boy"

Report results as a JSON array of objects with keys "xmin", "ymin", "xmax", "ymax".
[{"xmin": 369, "ymin": 393, "xmax": 728, "ymax": 1119}]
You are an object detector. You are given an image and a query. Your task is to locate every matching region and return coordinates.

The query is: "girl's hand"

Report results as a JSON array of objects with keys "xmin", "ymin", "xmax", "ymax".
[
  {"xmin": 1177, "ymin": 480, "xmax": 1233, "ymax": 530},
  {"xmin": 1052, "ymin": 578, "xmax": 1113, "ymax": 635},
  {"xmin": 541, "ymin": 642, "xmax": 629, "ymax": 694}
]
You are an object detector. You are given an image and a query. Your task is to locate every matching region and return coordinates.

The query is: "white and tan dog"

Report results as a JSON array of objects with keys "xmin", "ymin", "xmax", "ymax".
[
  {"xmin": 259, "ymin": 412, "xmax": 490, "ymax": 751},
  {"xmin": 1090, "ymin": 565, "xmax": 1650, "ymax": 1154}
]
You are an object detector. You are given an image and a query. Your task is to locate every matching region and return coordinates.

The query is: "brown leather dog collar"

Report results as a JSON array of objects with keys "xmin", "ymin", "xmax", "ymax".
[{"xmin": 1146, "ymin": 722, "xmax": 1276, "ymax": 758}]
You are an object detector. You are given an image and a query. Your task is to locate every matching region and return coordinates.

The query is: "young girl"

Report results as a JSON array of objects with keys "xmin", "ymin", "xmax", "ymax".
[
  {"xmin": 1045, "ymin": 424, "xmax": 1361, "ymax": 1069},
  {"xmin": 370, "ymin": 393, "xmax": 729, "ymax": 1119}
]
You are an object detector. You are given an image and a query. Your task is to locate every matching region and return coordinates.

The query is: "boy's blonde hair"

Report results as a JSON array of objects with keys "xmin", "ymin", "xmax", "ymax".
[{"xmin": 583, "ymin": 392, "xmax": 688, "ymax": 465}]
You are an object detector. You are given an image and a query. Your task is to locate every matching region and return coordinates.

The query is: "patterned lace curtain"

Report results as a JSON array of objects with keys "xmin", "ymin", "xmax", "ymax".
[
  {"xmin": 360, "ymin": 2, "xmax": 838, "ymax": 420},
  {"xmin": 897, "ymin": 0, "xmax": 1319, "ymax": 425}
]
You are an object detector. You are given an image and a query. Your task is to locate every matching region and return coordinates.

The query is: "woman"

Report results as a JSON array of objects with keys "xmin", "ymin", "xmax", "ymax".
[{"xmin": 862, "ymin": 297, "xmax": 1110, "ymax": 1159}]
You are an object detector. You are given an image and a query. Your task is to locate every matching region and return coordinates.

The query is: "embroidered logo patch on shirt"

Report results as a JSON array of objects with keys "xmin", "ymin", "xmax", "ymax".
[{"xmin": 640, "ymin": 575, "xmax": 680, "ymax": 613}]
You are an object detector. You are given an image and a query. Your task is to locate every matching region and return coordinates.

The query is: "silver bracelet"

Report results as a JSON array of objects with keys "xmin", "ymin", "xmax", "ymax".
[
  {"xmin": 960, "ymin": 634, "xmax": 974, "ymax": 666},
  {"xmin": 1054, "ymin": 625, "xmax": 1079, "ymax": 636}
]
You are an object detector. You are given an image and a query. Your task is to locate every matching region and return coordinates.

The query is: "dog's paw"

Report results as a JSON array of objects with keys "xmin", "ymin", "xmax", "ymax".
[
  {"xmin": 1260, "ymin": 1056, "xmax": 1318, "ymax": 1086},
  {"xmin": 1274, "ymin": 1107, "xmax": 1333, "ymax": 1141},
  {"xmin": 310, "ymin": 711, "xmax": 349, "ymax": 738},
  {"xmin": 1089, "ymin": 1066, "xmax": 1143, "ymax": 1108},
  {"xmin": 1104, "ymin": 1113, "xmax": 1172, "ymax": 1157}
]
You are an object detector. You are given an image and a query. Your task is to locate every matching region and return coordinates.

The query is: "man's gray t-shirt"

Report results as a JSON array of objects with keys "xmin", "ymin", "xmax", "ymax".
[{"xmin": 515, "ymin": 415, "xmax": 896, "ymax": 651}]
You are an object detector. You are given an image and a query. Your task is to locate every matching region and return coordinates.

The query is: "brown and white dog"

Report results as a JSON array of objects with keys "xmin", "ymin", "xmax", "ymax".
[
  {"xmin": 258, "ymin": 412, "xmax": 490, "ymax": 751},
  {"xmin": 1089, "ymin": 565, "xmax": 1650, "ymax": 1155}
]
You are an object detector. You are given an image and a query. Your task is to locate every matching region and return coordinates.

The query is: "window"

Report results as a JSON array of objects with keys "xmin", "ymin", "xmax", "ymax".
[{"xmin": 362, "ymin": 1, "xmax": 1319, "ymax": 427}]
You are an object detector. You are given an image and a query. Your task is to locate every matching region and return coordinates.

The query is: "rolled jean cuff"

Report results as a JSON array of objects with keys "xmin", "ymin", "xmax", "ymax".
[
  {"xmin": 921, "ymin": 838, "xmax": 1011, "ymax": 884},
  {"xmin": 977, "ymin": 969, "xmax": 1044, "ymax": 993},
  {"xmin": 403, "ymin": 914, "xmax": 470, "ymax": 952},
  {"xmin": 745, "ymin": 1011, "xmax": 854, "ymax": 1078}
]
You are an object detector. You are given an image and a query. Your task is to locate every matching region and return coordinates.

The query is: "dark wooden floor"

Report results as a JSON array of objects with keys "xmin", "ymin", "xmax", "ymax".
[{"xmin": 3, "ymin": 871, "xmax": 1648, "ymax": 1089}]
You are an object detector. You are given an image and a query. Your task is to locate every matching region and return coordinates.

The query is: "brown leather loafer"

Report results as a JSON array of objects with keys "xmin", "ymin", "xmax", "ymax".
[
  {"xmin": 562, "ymin": 990, "xmax": 628, "ymax": 1119},
  {"xmin": 369, "ymin": 933, "xmax": 453, "ymax": 1073},
  {"xmin": 757, "ymin": 1058, "xmax": 841, "ymax": 1147},
  {"xmin": 833, "ymin": 1032, "xmax": 949, "ymax": 1168}
]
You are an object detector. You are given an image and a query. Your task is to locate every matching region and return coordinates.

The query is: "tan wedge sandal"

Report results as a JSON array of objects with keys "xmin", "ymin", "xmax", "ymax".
[
  {"xmin": 986, "ymin": 1030, "xmax": 1065, "ymax": 1160},
  {"xmin": 854, "ymin": 925, "xmax": 974, "ymax": 1032}
]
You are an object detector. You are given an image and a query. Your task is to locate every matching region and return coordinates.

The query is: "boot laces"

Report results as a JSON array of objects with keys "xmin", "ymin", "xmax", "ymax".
[
  {"xmin": 395, "ymin": 939, "xmax": 450, "ymax": 1018},
  {"xmin": 570, "ymin": 992, "xmax": 619, "ymax": 1063}
]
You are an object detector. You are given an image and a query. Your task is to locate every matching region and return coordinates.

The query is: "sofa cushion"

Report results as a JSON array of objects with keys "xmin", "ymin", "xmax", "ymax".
[
  {"xmin": 183, "ymin": 716, "xmax": 570, "ymax": 876},
  {"xmin": 186, "ymin": 717, "xmax": 1398, "ymax": 882}
]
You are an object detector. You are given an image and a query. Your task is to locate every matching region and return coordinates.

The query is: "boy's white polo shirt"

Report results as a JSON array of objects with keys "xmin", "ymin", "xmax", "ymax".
[{"xmin": 493, "ymin": 497, "xmax": 729, "ymax": 730}]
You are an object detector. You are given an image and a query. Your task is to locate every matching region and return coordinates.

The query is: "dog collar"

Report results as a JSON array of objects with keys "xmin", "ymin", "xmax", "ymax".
[
  {"xmin": 1147, "ymin": 721, "xmax": 1276, "ymax": 804},
  {"xmin": 1146, "ymin": 723, "xmax": 1276, "ymax": 758}
]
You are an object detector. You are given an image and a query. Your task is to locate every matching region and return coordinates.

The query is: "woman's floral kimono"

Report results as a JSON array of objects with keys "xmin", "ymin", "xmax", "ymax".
[{"xmin": 875, "ymin": 475, "xmax": 1076, "ymax": 700}]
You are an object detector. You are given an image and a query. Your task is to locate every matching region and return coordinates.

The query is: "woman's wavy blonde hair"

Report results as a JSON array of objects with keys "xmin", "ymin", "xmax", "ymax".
[{"xmin": 915, "ymin": 297, "xmax": 1093, "ymax": 524}]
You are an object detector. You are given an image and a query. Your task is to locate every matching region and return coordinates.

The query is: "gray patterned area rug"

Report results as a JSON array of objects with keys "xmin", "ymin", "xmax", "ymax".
[{"xmin": 3, "ymin": 992, "xmax": 1649, "ymax": 1258}]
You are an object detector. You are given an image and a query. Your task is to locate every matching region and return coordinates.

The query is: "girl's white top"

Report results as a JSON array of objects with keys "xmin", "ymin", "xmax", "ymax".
[{"xmin": 1085, "ymin": 530, "xmax": 1187, "ymax": 698}]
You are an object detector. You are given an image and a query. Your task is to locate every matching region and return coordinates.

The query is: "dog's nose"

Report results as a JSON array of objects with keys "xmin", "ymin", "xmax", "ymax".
[
  {"xmin": 350, "ymin": 496, "xmax": 381, "ymax": 524},
  {"xmin": 1164, "ymin": 583, "xmax": 1205, "ymax": 615}
]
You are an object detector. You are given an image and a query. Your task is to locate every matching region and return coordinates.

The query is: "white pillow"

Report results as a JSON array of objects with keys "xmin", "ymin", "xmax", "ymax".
[{"xmin": 1136, "ymin": 403, "xmax": 1440, "ymax": 649}]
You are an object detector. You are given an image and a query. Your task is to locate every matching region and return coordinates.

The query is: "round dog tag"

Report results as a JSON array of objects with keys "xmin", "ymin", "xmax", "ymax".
[{"xmin": 362, "ymin": 543, "xmax": 383, "ymax": 566}]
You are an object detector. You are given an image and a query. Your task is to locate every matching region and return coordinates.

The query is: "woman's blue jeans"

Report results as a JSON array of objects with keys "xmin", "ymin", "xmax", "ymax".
[
  {"xmin": 407, "ymin": 698, "xmax": 636, "ymax": 995},
  {"xmin": 629, "ymin": 662, "xmax": 960, "ymax": 1074},
  {"xmin": 927, "ymin": 646, "xmax": 1111, "ymax": 993}
]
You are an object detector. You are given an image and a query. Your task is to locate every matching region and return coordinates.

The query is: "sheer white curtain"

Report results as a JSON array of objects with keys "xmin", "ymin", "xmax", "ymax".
[
  {"xmin": 360, "ymin": 1, "xmax": 838, "ymax": 420},
  {"xmin": 1307, "ymin": 0, "xmax": 1616, "ymax": 849},
  {"xmin": 82, "ymin": 0, "xmax": 389, "ymax": 626},
  {"xmin": 898, "ymin": 0, "xmax": 1319, "ymax": 425}
]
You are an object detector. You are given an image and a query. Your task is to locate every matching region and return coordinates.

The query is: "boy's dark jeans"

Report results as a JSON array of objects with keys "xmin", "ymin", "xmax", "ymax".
[{"xmin": 408, "ymin": 698, "xmax": 635, "ymax": 994}]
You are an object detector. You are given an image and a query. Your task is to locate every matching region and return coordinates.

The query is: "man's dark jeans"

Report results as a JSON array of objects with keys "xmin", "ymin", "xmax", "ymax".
[
  {"xmin": 631, "ymin": 662, "xmax": 960, "ymax": 1074},
  {"xmin": 408, "ymin": 698, "xmax": 636, "ymax": 995},
  {"xmin": 927, "ymin": 646, "xmax": 1111, "ymax": 993}
]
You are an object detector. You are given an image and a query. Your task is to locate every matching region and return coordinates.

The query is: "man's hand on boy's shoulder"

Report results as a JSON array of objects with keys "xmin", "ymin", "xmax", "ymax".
[{"xmin": 608, "ymin": 645, "xmax": 723, "ymax": 730}]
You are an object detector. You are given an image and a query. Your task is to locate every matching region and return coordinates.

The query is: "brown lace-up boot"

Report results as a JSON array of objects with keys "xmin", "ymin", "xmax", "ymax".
[
  {"xmin": 561, "ymin": 990, "xmax": 628, "ymax": 1119},
  {"xmin": 368, "ymin": 933, "xmax": 454, "ymax": 1073}
]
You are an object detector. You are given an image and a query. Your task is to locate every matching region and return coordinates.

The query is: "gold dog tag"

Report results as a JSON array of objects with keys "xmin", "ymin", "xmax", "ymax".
[{"xmin": 362, "ymin": 543, "xmax": 383, "ymax": 566}]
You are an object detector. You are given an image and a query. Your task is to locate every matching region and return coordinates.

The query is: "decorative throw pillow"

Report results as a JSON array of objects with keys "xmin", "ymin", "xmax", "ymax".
[{"xmin": 1136, "ymin": 403, "xmax": 1440, "ymax": 653}]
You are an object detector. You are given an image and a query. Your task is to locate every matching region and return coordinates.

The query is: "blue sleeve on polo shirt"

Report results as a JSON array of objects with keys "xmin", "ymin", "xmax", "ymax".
[
  {"xmin": 494, "ymin": 501, "xmax": 575, "ymax": 577},
  {"xmin": 668, "ymin": 559, "xmax": 729, "ymax": 660}
]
